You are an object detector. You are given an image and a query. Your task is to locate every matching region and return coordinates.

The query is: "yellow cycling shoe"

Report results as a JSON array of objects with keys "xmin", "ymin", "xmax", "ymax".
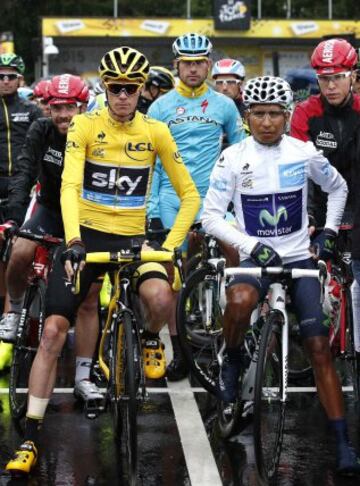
[
  {"xmin": 0, "ymin": 342, "xmax": 13, "ymax": 371},
  {"xmin": 143, "ymin": 338, "xmax": 166, "ymax": 379},
  {"xmin": 6, "ymin": 441, "xmax": 38, "ymax": 475}
]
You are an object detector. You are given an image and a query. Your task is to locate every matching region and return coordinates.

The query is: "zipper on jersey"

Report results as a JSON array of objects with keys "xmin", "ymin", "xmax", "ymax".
[{"xmin": 1, "ymin": 98, "xmax": 12, "ymax": 175}]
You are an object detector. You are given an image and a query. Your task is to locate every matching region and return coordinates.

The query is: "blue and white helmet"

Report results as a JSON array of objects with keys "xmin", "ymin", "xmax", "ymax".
[
  {"xmin": 212, "ymin": 59, "xmax": 246, "ymax": 79},
  {"xmin": 172, "ymin": 33, "xmax": 213, "ymax": 60},
  {"xmin": 243, "ymin": 76, "xmax": 293, "ymax": 109}
]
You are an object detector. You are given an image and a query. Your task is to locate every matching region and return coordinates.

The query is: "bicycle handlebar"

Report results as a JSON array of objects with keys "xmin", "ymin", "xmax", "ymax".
[
  {"xmin": 85, "ymin": 249, "xmax": 176, "ymax": 264},
  {"xmin": 208, "ymin": 258, "xmax": 328, "ymax": 282}
]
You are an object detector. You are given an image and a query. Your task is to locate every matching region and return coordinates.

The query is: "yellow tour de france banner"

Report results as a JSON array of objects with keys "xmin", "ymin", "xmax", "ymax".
[{"xmin": 42, "ymin": 17, "xmax": 360, "ymax": 39}]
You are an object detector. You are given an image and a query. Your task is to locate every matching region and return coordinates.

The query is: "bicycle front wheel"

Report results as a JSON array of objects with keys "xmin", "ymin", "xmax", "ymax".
[
  {"xmin": 253, "ymin": 311, "xmax": 285, "ymax": 483},
  {"xmin": 9, "ymin": 281, "xmax": 45, "ymax": 420},
  {"xmin": 111, "ymin": 312, "xmax": 140, "ymax": 486},
  {"xmin": 176, "ymin": 266, "xmax": 223, "ymax": 394}
]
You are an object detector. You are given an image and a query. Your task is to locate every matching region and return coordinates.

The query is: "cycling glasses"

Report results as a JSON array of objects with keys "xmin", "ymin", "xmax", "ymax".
[
  {"xmin": 105, "ymin": 83, "xmax": 141, "ymax": 96},
  {"xmin": 0, "ymin": 73, "xmax": 19, "ymax": 81},
  {"xmin": 249, "ymin": 109, "xmax": 286, "ymax": 119},
  {"xmin": 215, "ymin": 79, "xmax": 242, "ymax": 86},
  {"xmin": 317, "ymin": 71, "xmax": 352, "ymax": 84}
]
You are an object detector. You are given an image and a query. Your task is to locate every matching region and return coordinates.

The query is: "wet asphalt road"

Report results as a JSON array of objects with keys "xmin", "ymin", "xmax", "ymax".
[{"xmin": 0, "ymin": 337, "xmax": 360, "ymax": 486}]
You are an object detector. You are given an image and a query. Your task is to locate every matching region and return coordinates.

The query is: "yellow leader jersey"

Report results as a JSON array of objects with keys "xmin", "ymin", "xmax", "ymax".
[{"xmin": 61, "ymin": 109, "xmax": 200, "ymax": 249}]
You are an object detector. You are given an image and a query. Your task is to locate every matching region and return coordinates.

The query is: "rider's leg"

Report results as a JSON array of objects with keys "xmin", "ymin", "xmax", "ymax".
[
  {"xmin": 139, "ymin": 276, "xmax": 174, "ymax": 379},
  {"xmin": 293, "ymin": 260, "xmax": 360, "ymax": 474},
  {"xmin": 0, "ymin": 238, "xmax": 37, "ymax": 342}
]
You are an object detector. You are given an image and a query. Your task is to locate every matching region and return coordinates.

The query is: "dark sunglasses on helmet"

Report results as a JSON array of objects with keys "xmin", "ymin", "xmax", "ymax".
[
  {"xmin": 105, "ymin": 83, "xmax": 141, "ymax": 96},
  {"xmin": 0, "ymin": 73, "xmax": 19, "ymax": 81}
]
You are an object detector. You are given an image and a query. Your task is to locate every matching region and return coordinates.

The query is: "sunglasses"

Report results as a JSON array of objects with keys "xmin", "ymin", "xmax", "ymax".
[
  {"xmin": 105, "ymin": 83, "xmax": 140, "ymax": 96},
  {"xmin": 0, "ymin": 73, "xmax": 19, "ymax": 81},
  {"xmin": 316, "ymin": 71, "xmax": 352, "ymax": 84}
]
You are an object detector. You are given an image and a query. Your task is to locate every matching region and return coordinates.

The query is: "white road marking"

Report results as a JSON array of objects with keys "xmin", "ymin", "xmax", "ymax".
[{"xmin": 162, "ymin": 331, "xmax": 223, "ymax": 486}]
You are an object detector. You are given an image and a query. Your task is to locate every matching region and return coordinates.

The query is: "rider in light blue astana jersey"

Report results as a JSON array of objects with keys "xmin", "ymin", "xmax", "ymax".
[{"xmin": 147, "ymin": 33, "xmax": 245, "ymax": 227}]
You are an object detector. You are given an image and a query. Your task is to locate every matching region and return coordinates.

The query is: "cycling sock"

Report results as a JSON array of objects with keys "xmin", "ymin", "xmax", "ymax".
[
  {"xmin": 75, "ymin": 357, "xmax": 92, "ymax": 383},
  {"xmin": 143, "ymin": 330, "xmax": 160, "ymax": 341},
  {"xmin": 225, "ymin": 345, "xmax": 243, "ymax": 363},
  {"xmin": 9, "ymin": 295, "xmax": 24, "ymax": 314},
  {"xmin": 329, "ymin": 417, "xmax": 349, "ymax": 444},
  {"xmin": 24, "ymin": 417, "xmax": 42, "ymax": 443}
]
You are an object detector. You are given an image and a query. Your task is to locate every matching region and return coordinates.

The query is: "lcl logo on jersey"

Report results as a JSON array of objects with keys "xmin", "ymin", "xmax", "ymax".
[{"xmin": 125, "ymin": 142, "xmax": 154, "ymax": 161}]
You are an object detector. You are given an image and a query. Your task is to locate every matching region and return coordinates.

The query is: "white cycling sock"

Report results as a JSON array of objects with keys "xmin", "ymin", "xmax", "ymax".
[
  {"xmin": 75, "ymin": 357, "xmax": 92, "ymax": 384},
  {"xmin": 9, "ymin": 295, "xmax": 24, "ymax": 314}
]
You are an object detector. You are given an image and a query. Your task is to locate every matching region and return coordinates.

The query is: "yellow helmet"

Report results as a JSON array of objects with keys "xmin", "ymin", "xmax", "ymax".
[{"xmin": 99, "ymin": 47, "xmax": 149, "ymax": 84}]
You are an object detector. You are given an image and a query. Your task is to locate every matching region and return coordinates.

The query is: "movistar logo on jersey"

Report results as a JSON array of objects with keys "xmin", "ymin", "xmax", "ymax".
[
  {"xmin": 259, "ymin": 206, "xmax": 288, "ymax": 227},
  {"xmin": 241, "ymin": 189, "xmax": 302, "ymax": 238},
  {"xmin": 279, "ymin": 162, "xmax": 305, "ymax": 188}
]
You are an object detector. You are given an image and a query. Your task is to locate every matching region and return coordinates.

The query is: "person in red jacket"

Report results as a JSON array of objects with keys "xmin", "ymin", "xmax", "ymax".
[{"xmin": 291, "ymin": 38, "xmax": 360, "ymax": 475}]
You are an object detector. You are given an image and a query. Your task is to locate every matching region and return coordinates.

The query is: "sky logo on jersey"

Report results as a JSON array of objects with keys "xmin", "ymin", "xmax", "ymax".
[
  {"xmin": 83, "ymin": 161, "xmax": 151, "ymax": 208},
  {"xmin": 279, "ymin": 162, "xmax": 305, "ymax": 188},
  {"xmin": 242, "ymin": 189, "xmax": 302, "ymax": 237}
]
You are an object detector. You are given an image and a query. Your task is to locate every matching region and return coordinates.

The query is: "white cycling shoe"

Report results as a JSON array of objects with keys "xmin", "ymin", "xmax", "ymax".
[
  {"xmin": 0, "ymin": 313, "xmax": 20, "ymax": 343},
  {"xmin": 74, "ymin": 379, "xmax": 105, "ymax": 418}
]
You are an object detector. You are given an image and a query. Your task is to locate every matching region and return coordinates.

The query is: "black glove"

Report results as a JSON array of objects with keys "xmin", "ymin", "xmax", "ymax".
[
  {"xmin": 312, "ymin": 228, "xmax": 337, "ymax": 261},
  {"xmin": 61, "ymin": 241, "xmax": 86, "ymax": 266},
  {"xmin": 146, "ymin": 218, "xmax": 166, "ymax": 244},
  {"xmin": 3, "ymin": 220, "xmax": 19, "ymax": 238},
  {"xmin": 251, "ymin": 242, "xmax": 282, "ymax": 267},
  {"xmin": 145, "ymin": 239, "xmax": 170, "ymax": 252}
]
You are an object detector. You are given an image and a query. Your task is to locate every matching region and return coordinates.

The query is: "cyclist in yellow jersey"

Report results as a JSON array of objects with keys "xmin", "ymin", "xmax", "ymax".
[{"xmin": 5, "ymin": 46, "xmax": 200, "ymax": 476}]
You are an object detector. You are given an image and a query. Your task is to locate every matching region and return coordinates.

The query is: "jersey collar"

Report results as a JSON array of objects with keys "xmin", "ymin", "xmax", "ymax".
[{"xmin": 176, "ymin": 80, "xmax": 208, "ymax": 98}]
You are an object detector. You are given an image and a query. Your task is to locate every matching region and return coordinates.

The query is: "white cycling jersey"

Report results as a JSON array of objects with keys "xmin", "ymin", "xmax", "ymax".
[{"xmin": 202, "ymin": 134, "xmax": 348, "ymax": 263}]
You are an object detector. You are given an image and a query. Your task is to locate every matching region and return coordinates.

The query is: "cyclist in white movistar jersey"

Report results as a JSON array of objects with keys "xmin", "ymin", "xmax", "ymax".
[{"xmin": 202, "ymin": 76, "xmax": 360, "ymax": 475}]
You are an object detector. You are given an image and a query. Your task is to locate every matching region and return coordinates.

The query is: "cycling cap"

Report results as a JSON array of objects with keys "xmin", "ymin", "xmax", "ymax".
[
  {"xmin": 18, "ymin": 87, "xmax": 34, "ymax": 101},
  {"xmin": 243, "ymin": 76, "xmax": 293, "ymax": 108},
  {"xmin": 45, "ymin": 74, "xmax": 90, "ymax": 105},
  {"xmin": 0, "ymin": 53, "xmax": 25, "ymax": 74},
  {"xmin": 99, "ymin": 47, "xmax": 149, "ymax": 84},
  {"xmin": 33, "ymin": 79, "xmax": 50, "ymax": 100},
  {"xmin": 146, "ymin": 66, "xmax": 175, "ymax": 91},
  {"xmin": 172, "ymin": 33, "xmax": 212, "ymax": 60},
  {"xmin": 212, "ymin": 59, "xmax": 245, "ymax": 79},
  {"xmin": 311, "ymin": 38, "xmax": 357, "ymax": 75}
]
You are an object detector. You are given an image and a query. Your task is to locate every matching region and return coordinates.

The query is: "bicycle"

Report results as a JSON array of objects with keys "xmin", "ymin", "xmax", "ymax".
[
  {"xmin": 216, "ymin": 261, "xmax": 327, "ymax": 484},
  {"xmin": 324, "ymin": 224, "xmax": 360, "ymax": 406},
  {"xmin": 75, "ymin": 244, "xmax": 183, "ymax": 486},
  {"xmin": 0, "ymin": 225, "xmax": 62, "ymax": 420}
]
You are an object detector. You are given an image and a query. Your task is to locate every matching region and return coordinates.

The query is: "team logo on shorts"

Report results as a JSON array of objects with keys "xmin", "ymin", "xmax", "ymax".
[{"xmin": 176, "ymin": 107, "xmax": 185, "ymax": 115}]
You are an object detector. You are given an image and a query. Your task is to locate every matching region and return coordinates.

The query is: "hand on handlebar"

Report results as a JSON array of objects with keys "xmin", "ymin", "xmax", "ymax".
[
  {"xmin": 61, "ymin": 240, "xmax": 86, "ymax": 281},
  {"xmin": 311, "ymin": 228, "xmax": 337, "ymax": 262}
]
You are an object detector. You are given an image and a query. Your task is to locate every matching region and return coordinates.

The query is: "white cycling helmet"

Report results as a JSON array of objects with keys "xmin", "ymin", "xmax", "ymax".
[
  {"xmin": 172, "ymin": 33, "xmax": 212, "ymax": 60},
  {"xmin": 212, "ymin": 58, "xmax": 246, "ymax": 79},
  {"xmin": 243, "ymin": 76, "xmax": 293, "ymax": 108}
]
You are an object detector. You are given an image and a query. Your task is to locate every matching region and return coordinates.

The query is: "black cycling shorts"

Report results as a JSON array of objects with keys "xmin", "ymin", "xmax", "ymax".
[
  {"xmin": 21, "ymin": 203, "xmax": 64, "ymax": 238},
  {"xmin": 45, "ymin": 226, "xmax": 168, "ymax": 323}
]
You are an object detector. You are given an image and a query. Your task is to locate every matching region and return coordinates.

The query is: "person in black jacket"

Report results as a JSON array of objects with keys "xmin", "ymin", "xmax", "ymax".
[
  {"xmin": 0, "ymin": 53, "xmax": 42, "ymax": 319},
  {"xmin": 0, "ymin": 74, "xmax": 105, "ymax": 404}
]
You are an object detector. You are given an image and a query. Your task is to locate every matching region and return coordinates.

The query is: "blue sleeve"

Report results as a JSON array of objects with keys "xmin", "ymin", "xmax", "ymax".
[
  {"xmin": 224, "ymin": 100, "xmax": 246, "ymax": 144},
  {"xmin": 147, "ymin": 158, "xmax": 162, "ymax": 219},
  {"xmin": 148, "ymin": 100, "xmax": 161, "ymax": 120}
]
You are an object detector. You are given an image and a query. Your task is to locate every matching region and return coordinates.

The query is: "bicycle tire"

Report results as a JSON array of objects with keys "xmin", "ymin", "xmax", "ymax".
[
  {"xmin": 345, "ymin": 289, "xmax": 360, "ymax": 406},
  {"xmin": 110, "ymin": 311, "xmax": 140, "ymax": 486},
  {"xmin": 9, "ymin": 281, "xmax": 45, "ymax": 420},
  {"xmin": 287, "ymin": 314, "xmax": 313, "ymax": 382},
  {"xmin": 253, "ymin": 311, "xmax": 285, "ymax": 483},
  {"xmin": 177, "ymin": 267, "xmax": 222, "ymax": 395}
]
